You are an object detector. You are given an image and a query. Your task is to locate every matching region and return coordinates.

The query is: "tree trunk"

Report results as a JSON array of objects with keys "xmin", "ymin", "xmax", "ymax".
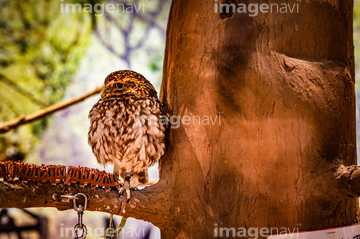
[{"xmin": 159, "ymin": 0, "xmax": 357, "ymax": 238}]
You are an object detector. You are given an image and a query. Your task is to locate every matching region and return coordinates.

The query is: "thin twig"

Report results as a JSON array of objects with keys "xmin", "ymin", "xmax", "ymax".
[{"xmin": 0, "ymin": 85, "xmax": 103, "ymax": 134}]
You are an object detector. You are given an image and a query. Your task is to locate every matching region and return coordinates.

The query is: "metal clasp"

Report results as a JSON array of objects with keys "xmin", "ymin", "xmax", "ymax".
[
  {"xmin": 73, "ymin": 193, "xmax": 88, "ymax": 239},
  {"xmin": 52, "ymin": 193, "xmax": 89, "ymax": 239}
]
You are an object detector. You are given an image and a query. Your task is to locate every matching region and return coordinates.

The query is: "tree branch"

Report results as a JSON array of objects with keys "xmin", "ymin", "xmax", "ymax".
[
  {"xmin": 335, "ymin": 164, "xmax": 360, "ymax": 196},
  {"xmin": 0, "ymin": 180, "xmax": 170, "ymax": 227},
  {"xmin": 0, "ymin": 85, "xmax": 103, "ymax": 134}
]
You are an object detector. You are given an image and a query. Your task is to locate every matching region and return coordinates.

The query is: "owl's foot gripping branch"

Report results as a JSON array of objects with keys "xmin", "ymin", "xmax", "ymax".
[{"xmin": 0, "ymin": 161, "xmax": 169, "ymax": 224}]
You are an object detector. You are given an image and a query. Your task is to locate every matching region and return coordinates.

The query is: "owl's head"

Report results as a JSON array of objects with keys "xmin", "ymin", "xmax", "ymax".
[{"xmin": 101, "ymin": 70, "xmax": 157, "ymax": 100}]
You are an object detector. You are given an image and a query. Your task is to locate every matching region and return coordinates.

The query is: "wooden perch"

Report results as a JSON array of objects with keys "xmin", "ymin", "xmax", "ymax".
[
  {"xmin": 0, "ymin": 85, "xmax": 103, "ymax": 134},
  {"xmin": 0, "ymin": 161, "xmax": 171, "ymax": 228},
  {"xmin": 0, "ymin": 180, "xmax": 169, "ymax": 226}
]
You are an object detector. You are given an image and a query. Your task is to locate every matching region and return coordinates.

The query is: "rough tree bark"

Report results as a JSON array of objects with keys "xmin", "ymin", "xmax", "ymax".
[
  {"xmin": 0, "ymin": 0, "xmax": 359, "ymax": 239},
  {"xmin": 159, "ymin": 0, "xmax": 357, "ymax": 237}
]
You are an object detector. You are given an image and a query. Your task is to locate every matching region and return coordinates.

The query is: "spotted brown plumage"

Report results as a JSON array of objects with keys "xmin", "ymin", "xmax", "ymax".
[{"xmin": 88, "ymin": 70, "xmax": 167, "ymax": 198}]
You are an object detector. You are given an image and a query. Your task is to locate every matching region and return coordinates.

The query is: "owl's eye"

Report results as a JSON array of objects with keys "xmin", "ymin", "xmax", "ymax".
[{"xmin": 114, "ymin": 83, "xmax": 124, "ymax": 89}]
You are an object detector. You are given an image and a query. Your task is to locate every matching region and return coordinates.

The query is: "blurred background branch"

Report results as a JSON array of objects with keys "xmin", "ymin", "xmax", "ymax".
[
  {"xmin": 94, "ymin": 0, "xmax": 167, "ymax": 68},
  {"xmin": 0, "ymin": 85, "xmax": 103, "ymax": 134}
]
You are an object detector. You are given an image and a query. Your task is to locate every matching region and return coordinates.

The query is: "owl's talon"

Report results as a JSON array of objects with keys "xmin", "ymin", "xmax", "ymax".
[
  {"xmin": 126, "ymin": 182, "xmax": 131, "ymax": 202},
  {"xmin": 119, "ymin": 180, "xmax": 131, "ymax": 203}
]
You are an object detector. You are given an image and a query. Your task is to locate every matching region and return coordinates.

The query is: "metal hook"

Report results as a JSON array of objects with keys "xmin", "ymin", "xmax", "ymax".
[
  {"xmin": 73, "ymin": 193, "xmax": 88, "ymax": 211},
  {"xmin": 51, "ymin": 192, "xmax": 90, "ymax": 239}
]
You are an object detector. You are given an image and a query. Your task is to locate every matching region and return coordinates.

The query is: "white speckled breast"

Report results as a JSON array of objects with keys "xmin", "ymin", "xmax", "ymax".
[{"xmin": 88, "ymin": 97, "xmax": 167, "ymax": 173}]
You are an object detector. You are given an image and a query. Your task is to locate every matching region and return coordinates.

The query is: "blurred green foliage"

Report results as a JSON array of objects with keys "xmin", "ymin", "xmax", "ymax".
[{"xmin": 0, "ymin": 0, "xmax": 91, "ymax": 161}]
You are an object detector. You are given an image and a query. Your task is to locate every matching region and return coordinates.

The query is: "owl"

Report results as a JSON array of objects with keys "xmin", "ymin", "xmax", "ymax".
[{"xmin": 88, "ymin": 70, "xmax": 167, "ymax": 200}]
